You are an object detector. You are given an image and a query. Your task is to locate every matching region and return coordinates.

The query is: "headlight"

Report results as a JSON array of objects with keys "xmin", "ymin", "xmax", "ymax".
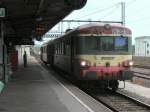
[
  {"xmin": 80, "ymin": 61, "xmax": 86, "ymax": 66},
  {"xmin": 80, "ymin": 60, "xmax": 91, "ymax": 67},
  {"xmin": 129, "ymin": 61, "xmax": 133, "ymax": 66},
  {"xmin": 123, "ymin": 61, "xmax": 133, "ymax": 67}
]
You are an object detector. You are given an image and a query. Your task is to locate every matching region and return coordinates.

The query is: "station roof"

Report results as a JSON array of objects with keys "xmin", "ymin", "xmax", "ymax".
[{"xmin": 0, "ymin": 0, "xmax": 87, "ymax": 45}]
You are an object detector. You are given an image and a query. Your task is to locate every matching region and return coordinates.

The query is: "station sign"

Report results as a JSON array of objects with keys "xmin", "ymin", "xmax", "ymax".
[
  {"xmin": 0, "ymin": 8, "xmax": 6, "ymax": 18},
  {"xmin": 43, "ymin": 34, "xmax": 61, "ymax": 38},
  {"xmin": 17, "ymin": 38, "xmax": 34, "ymax": 45}
]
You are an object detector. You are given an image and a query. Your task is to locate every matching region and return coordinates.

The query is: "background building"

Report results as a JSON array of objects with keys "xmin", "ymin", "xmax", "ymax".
[{"xmin": 135, "ymin": 36, "xmax": 150, "ymax": 56}]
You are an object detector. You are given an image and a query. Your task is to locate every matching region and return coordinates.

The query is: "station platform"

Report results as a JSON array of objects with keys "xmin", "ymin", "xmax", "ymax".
[
  {"xmin": 0, "ymin": 56, "xmax": 111, "ymax": 112},
  {"xmin": 119, "ymin": 81, "xmax": 150, "ymax": 98}
]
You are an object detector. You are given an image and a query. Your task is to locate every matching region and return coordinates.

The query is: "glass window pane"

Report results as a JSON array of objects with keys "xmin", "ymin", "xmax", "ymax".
[
  {"xmin": 101, "ymin": 37, "xmax": 114, "ymax": 51},
  {"xmin": 115, "ymin": 36, "xmax": 128, "ymax": 51}
]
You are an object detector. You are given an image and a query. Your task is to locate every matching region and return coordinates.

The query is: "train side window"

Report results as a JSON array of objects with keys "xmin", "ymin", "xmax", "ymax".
[
  {"xmin": 41, "ymin": 47, "xmax": 42, "ymax": 53},
  {"xmin": 60, "ymin": 41, "xmax": 63, "ymax": 55},
  {"xmin": 65, "ymin": 40, "xmax": 71, "ymax": 56},
  {"xmin": 47, "ymin": 46, "xmax": 49, "ymax": 54},
  {"xmin": 55, "ymin": 44, "xmax": 58, "ymax": 54},
  {"xmin": 61, "ymin": 41, "xmax": 64, "ymax": 54},
  {"xmin": 57, "ymin": 43, "xmax": 60, "ymax": 54},
  {"xmin": 60, "ymin": 42, "xmax": 62, "ymax": 54},
  {"xmin": 64, "ymin": 41, "xmax": 66, "ymax": 55},
  {"xmin": 45, "ymin": 47, "xmax": 47, "ymax": 53},
  {"xmin": 57, "ymin": 43, "xmax": 58, "ymax": 54},
  {"xmin": 58, "ymin": 43, "xmax": 60, "ymax": 54},
  {"xmin": 59, "ymin": 42, "xmax": 61, "ymax": 54}
]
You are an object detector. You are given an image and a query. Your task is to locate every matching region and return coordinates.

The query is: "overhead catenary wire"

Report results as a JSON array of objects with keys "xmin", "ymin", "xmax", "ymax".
[
  {"xmin": 75, "ymin": 0, "xmax": 137, "ymax": 23},
  {"xmin": 124, "ymin": 0, "xmax": 150, "ymax": 24},
  {"xmin": 75, "ymin": 3, "xmax": 120, "ymax": 20},
  {"xmin": 99, "ymin": 4, "xmax": 120, "ymax": 20},
  {"xmin": 50, "ymin": 0, "xmax": 150, "ymax": 35},
  {"xmin": 125, "ymin": 0, "xmax": 137, "ymax": 8},
  {"xmin": 128, "ymin": 15, "xmax": 150, "ymax": 24}
]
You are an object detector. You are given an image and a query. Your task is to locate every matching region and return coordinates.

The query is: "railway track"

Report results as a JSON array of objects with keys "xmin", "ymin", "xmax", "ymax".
[
  {"xmin": 131, "ymin": 67, "xmax": 150, "ymax": 80},
  {"xmin": 35, "ymin": 55, "xmax": 150, "ymax": 112},
  {"xmin": 133, "ymin": 72, "xmax": 150, "ymax": 80},
  {"xmin": 132, "ymin": 67, "xmax": 150, "ymax": 75},
  {"xmin": 87, "ymin": 89, "xmax": 150, "ymax": 112}
]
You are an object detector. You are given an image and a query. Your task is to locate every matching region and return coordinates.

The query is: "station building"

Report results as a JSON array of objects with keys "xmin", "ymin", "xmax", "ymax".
[{"xmin": 135, "ymin": 36, "xmax": 150, "ymax": 56}]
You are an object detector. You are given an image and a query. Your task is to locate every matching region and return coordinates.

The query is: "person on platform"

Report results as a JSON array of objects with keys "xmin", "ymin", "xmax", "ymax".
[{"xmin": 23, "ymin": 51, "xmax": 27, "ymax": 67}]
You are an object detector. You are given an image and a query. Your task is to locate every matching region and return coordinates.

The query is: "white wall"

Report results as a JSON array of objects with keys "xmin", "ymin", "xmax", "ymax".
[
  {"xmin": 135, "ymin": 37, "xmax": 150, "ymax": 56},
  {"xmin": 16, "ymin": 45, "xmax": 31, "ymax": 65}
]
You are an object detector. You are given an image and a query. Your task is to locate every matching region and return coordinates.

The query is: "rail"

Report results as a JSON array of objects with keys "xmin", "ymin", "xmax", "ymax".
[
  {"xmin": 86, "ymin": 89, "xmax": 150, "ymax": 112},
  {"xmin": 37, "ymin": 56, "xmax": 150, "ymax": 112}
]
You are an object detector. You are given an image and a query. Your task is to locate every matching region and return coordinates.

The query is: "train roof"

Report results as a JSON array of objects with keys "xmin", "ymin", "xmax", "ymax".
[
  {"xmin": 65, "ymin": 22, "xmax": 132, "ymax": 36},
  {"xmin": 77, "ymin": 23, "xmax": 131, "ymax": 33},
  {"xmin": 41, "ymin": 23, "xmax": 132, "ymax": 47},
  {"xmin": 77, "ymin": 22, "xmax": 129, "ymax": 30}
]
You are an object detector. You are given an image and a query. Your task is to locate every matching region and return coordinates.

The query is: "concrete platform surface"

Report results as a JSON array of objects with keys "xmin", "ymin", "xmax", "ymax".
[
  {"xmin": 0, "ymin": 56, "xmax": 112, "ymax": 112},
  {"xmin": 119, "ymin": 81, "xmax": 150, "ymax": 98}
]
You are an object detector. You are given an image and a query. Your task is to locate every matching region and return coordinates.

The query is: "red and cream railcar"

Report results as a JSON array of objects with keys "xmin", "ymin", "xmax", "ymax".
[{"xmin": 41, "ymin": 23, "xmax": 133, "ymax": 90}]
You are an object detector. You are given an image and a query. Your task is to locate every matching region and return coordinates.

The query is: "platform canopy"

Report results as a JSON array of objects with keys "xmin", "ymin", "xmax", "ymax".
[{"xmin": 0, "ymin": 0, "xmax": 87, "ymax": 45}]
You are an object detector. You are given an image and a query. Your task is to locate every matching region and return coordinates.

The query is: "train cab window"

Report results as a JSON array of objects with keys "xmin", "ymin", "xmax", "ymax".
[
  {"xmin": 84, "ymin": 37, "xmax": 97, "ymax": 50},
  {"xmin": 101, "ymin": 37, "xmax": 114, "ymax": 51},
  {"xmin": 77, "ymin": 36, "xmax": 131, "ymax": 54},
  {"xmin": 115, "ymin": 36, "xmax": 128, "ymax": 51},
  {"xmin": 77, "ymin": 36, "xmax": 98, "ymax": 53}
]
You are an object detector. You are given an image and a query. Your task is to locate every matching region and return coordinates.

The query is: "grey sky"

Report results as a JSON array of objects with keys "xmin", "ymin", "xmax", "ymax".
[{"xmin": 65, "ymin": 0, "xmax": 150, "ymax": 44}]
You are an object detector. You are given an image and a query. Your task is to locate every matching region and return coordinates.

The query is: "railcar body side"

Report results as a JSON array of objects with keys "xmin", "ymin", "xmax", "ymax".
[
  {"xmin": 41, "ymin": 40, "xmax": 54, "ymax": 65},
  {"xmin": 41, "ymin": 23, "xmax": 133, "ymax": 90},
  {"xmin": 41, "ymin": 45, "xmax": 48, "ymax": 63}
]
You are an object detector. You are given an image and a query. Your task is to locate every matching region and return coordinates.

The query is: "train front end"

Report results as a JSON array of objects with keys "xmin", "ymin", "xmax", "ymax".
[{"xmin": 74, "ymin": 23, "xmax": 133, "ymax": 89}]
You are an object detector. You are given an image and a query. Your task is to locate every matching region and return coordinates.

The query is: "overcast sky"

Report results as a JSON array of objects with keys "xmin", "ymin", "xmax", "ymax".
[
  {"xmin": 65, "ymin": 0, "xmax": 150, "ymax": 44},
  {"xmin": 35, "ymin": 0, "xmax": 150, "ymax": 45}
]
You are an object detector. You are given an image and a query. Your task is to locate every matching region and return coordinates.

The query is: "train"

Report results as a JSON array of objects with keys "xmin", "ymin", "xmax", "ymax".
[{"xmin": 40, "ymin": 23, "xmax": 133, "ymax": 91}]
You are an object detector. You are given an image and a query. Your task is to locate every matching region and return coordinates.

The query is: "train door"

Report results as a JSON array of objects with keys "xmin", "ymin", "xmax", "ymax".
[{"xmin": 49, "ymin": 44, "xmax": 54, "ymax": 66}]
